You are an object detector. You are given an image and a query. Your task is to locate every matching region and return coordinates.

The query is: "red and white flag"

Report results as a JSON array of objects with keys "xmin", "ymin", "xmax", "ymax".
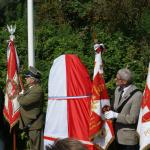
[
  {"xmin": 3, "ymin": 39, "xmax": 20, "ymax": 129},
  {"xmin": 137, "ymin": 63, "xmax": 150, "ymax": 150},
  {"xmin": 44, "ymin": 54, "xmax": 94, "ymax": 150},
  {"xmin": 90, "ymin": 43, "xmax": 114, "ymax": 150}
]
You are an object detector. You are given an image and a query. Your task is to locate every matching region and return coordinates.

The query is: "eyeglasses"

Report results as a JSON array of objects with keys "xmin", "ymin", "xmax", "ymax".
[{"xmin": 115, "ymin": 76, "xmax": 122, "ymax": 81}]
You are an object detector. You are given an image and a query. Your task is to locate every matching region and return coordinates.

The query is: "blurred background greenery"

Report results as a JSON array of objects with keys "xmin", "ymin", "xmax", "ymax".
[
  {"xmin": 0, "ymin": 0, "xmax": 150, "ymax": 148},
  {"xmin": 0, "ymin": 0, "xmax": 149, "ymax": 92},
  {"xmin": 0, "ymin": 0, "xmax": 149, "ymax": 94}
]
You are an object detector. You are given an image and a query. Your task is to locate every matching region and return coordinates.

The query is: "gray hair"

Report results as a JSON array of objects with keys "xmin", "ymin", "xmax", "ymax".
[{"xmin": 117, "ymin": 68, "xmax": 133, "ymax": 84}]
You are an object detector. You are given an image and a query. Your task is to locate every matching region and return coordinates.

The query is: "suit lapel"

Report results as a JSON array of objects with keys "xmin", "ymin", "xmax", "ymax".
[
  {"xmin": 117, "ymin": 85, "xmax": 134, "ymax": 108},
  {"xmin": 114, "ymin": 88, "xmax": 122, "ymax": 110}
]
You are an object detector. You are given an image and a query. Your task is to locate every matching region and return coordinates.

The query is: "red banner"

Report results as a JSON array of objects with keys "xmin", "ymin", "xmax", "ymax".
[
  {"xmin": 137, "ymin": 63, "xmax": 150, "ymax": 150},
  {"xmin": 90, "ymin": 43, "xmax": 114, "ymax": 150},
  {"xmin": 3, "ymin": 40, "xmax": 20, "ymax": 129}
]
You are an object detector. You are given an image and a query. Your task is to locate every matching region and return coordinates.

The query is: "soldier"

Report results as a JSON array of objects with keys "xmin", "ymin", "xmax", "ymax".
[{"xmin": 17, "ymin": 66, "xmax": 44, "ymax": 150}]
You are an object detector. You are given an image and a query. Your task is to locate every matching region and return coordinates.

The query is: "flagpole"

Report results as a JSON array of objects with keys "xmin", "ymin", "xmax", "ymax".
[
  {"xmin": 27, "ymin": 0, "xmax": 35, "ymax": 67},
  {"xmin": 13, "ymin": 128, "xmax": 16, "ymax": 150}
]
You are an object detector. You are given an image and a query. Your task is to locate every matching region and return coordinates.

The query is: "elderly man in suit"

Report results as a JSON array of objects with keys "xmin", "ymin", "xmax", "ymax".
[
  {"xmin": 17, "ymin": 66, "xmax": 44, "ymax": 150},
  {"xmin": 105, "ymin": 68, "xmax": 142, "ymax": 150}
]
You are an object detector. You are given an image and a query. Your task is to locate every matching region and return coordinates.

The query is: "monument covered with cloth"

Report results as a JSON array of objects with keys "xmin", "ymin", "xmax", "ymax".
[
  {"xmin": 44, "ymin": 43, "xmax": 114, "ymax": 150},
  {"xmin": 44, "ymin": 54, "xmax": 93, "ymax": 149}
]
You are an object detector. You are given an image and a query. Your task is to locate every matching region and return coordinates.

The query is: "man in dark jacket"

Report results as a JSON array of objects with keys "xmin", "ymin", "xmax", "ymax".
[
  {"xmin": 17, "ymin": 66, "xmax": 44, "ymax": 150},
  {"xmin": 105, "ymin": 68, "xmax": 142, "ymax": 150}
]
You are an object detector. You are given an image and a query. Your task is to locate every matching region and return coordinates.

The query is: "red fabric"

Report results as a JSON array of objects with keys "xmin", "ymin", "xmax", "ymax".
[
  {"xmin": 142, "ymin": 85, "xmax": 150, "ymax": 123},
  {"xmin": 86, "ymin": 144, "xmax": 95, "ymax": 150},
  {"xmin": 43, "ymin": 136, "xmax": 58, "ymax": 141},
  {"xmin": 89, "ymin": 51, "xmax": 114, "ymax": 149},
  {"xmin": 3, "ymin": 40, "xmax": 20, "ymax": 128},
  {"xmin": 89, "ymin": 112, "xmax": 103, "ymax": 137},
  {"xmin": 92, "ymin": 73, "xmax": 109, "ymax": 100},
  {"xmin": 7, "ymin": 41, "xmax": 17, "ymax": 78},
  {"xmin": 65, "ymin": 54, "xmax": 92, "ymax": 141},
  {"xmin": 90, "ymin": 72, "xmax": 109, "ymax": 137},
  {"xmin": 142, "ymin": 85, "xmax": 150, "ymax": 109}
]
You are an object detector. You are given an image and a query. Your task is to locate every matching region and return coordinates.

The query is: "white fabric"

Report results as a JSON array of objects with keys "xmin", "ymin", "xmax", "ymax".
[
  {"xmin": 137, "ymin": 109, "xmax": 150, "ymax": 150},
  {"xmin": 44, "ymin": 55, "xmax": 68, "ymax": 148},
  {"xmin": 5, "ymin": 56, "xmax": 20, "ymax": 114},
  {"xmin": 147, "ymin": 63, "xmax": 150, "ymax": 90},
  {"xmin": 91, "ymin": 46, "xmax": 114, "ymax": 149},
  {"xmin": 94, "ymin": 43, "xmax": 104, "ymax": 51},
  {"xmin": 122, "ymin": 85, "xmax": 131, "ymax": 97},
  {"xmin": 94, "ymin": 44, "xmax": 100, "ymax": 51},
  {"xmin": 94, "ymin": 121, "xmax": 113, "ymax": 149},
  {"xmin": 137, "ymin": 63, "xmax": 150, "ymax": 150},
  {"xmin": 48, "ymin": 55, "xmax": 67, "ymax": 97},
  {"xmin": 94, "ymin": 52, "xmax": 103, "ymax": 75},
  {"xmin": 93, "ymin": 99, "xmax": 110, "ymax": 117},
  {"xmin": 19, "ymin": 90, "xmax": 24, "ymax": 95},
  {"xmin": 104, "ymin": 110, "xmax": 118, "ymax": 119},
  {"xmin": 48, "ymin": 95, "xmax": 90, "ymax": 100}
]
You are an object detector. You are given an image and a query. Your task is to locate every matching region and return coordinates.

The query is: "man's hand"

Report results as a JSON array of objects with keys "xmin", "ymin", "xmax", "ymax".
[
  {"xmin": 104, "ymin": 110, "xmax": 118, "ymax": 119},
  {"xmin": 19, "ymin": 90, "xmax": 24, "ymax": 95}
]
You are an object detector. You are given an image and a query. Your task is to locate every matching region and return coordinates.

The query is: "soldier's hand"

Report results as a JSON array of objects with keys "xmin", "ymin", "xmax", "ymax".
[{"xmin": 19, "ymin": 90, "xmax": 24, "ymax": 95}]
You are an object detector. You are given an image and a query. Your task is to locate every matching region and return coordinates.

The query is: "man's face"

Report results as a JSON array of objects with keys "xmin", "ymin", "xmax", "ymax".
[
  {"xmin": 115, "ymin": 73, "xmax": 127, "ymax": 87},
  {"xmin": 25, "ymin": 76, "xmax": 35, "ymax": 86}
]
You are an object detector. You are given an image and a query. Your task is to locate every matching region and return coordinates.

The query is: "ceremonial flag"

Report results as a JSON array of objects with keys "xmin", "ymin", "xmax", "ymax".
[
  {"xmin": 90, "ymin": 43, "xmax": 114, "ymax": 150},
  {"xmin": 44, "ymin": 54, "xmax": 94, "ymax": 150},
  {"xmin": 137, "ymin": 63, "xmax": 150, "ymax": 150},
  {"xmin": 3, "ymin": 38, "xmax": 20, "ymax": 129}
]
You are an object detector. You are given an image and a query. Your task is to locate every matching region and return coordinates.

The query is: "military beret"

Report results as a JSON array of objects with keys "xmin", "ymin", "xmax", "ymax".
[{"xmin": 25, "ymin": 66, "xmax": 41, "ymax": 79}]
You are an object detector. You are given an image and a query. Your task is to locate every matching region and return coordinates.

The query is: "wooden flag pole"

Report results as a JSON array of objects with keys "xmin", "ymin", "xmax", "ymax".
[
  {"xmin": 13, "ymin": 127, "xmax": 16, "ymax": 150},
  {"xmin": 19, "ymin": 74, "xmax": 24, "ymax": 91}
]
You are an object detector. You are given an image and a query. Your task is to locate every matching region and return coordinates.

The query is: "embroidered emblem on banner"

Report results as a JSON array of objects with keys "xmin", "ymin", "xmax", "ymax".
[{"xmin": 6, "ymin": 79, "xmax": 18, "ymax": 99}]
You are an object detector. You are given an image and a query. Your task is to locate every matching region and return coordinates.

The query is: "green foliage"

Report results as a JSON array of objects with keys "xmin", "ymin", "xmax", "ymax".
[
  {"xmin": 91, "ymin": 28, "xmax": 150, "ymax": 100},
  {"xmin": 0, "ymin": 1, "xmax": 149, "ymax": 96},
  {"xmin": 93, "ymin": 0, "xmax": 148, "ymax": 33},
  {"xmin": 0, "ymin": 0, "xmax": 149, "ymax": 107},
  {"xmin": 61, "ymin": 0, "xmax": 92, "ymax": 28},
  {"xmin": 0, "ymin": 1, "xmax": 150, "ymax": 149},
  {"xmin": 141, "ymin": 9, "xmax": 150, "ymax": 34},
  {"xmin": 35, "ymin": 22, "xmax": 94, "ymax": 93},
  {"xmin": 0, "ymin": 26, "xmax": 8, "ymax": 88}
]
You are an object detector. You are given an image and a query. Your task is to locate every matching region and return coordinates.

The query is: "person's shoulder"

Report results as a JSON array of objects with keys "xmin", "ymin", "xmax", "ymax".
[
  {"xmin": 130, "ymin": 84, "xmax": 142, "ymax": 96},
  {"xmin": 34, "ymin": 84, "xmax": 44, "ymax": 93},
  {"xmin": 115, "ymin": 86, "xmax": 120, "ymax": 92},
  {"xmin": 30, "ymin": 84, "xmax": 43, "ymax": 92},
  {"xmin": 130, "ymin": 85, "xmax": 142, "ymax": 92}
]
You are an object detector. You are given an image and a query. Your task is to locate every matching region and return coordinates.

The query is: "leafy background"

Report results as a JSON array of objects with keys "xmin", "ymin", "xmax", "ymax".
[{"xmin": 0, "ymin": 0, "xmax": 150, "ymax": 149}]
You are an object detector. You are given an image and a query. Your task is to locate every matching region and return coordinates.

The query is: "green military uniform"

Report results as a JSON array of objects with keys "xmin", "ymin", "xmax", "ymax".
[{"xmin": 18, "ymin": 67, "xmax": 44, "ymax": 150}]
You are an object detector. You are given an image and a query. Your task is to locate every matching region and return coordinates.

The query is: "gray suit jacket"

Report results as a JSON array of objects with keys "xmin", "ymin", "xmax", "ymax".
[{"xmin": 113, "ymin": 84, "xmax": 142, "ymax": 145}]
